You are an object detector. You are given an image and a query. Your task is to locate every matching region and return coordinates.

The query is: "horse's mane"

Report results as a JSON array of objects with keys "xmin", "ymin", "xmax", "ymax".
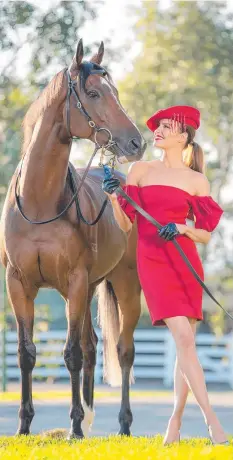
[{"xmin": 21, "ymin": 69, "xmax": 65, "ymax": 157}]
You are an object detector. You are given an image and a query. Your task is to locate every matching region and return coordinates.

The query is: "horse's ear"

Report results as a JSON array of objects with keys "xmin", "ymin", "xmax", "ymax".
[
  {"xmin": 90, "ymin": 41, "xmax": 104, "ymax": 65},
  {"xmin": 75, "ymin": 39, "xmax": 84, "ymax": 66},
  {"xmin": 69, "ymin": 38, "xmax": 84, "ymax": 73}
]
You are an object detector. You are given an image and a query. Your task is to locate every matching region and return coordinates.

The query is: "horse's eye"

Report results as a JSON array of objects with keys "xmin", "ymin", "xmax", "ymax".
[{"xmin": 87, "ymin": 91, "xmax": 99, "ymax": 99}]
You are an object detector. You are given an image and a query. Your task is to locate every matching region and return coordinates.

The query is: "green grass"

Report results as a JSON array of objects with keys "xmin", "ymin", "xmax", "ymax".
[
  {"xmin": 0, "ymin": 390, "xmax": 172, "ymax": 402},
  {"xmin": 0, "ymin": 434, "xmax": 232, "ymax": 460}
]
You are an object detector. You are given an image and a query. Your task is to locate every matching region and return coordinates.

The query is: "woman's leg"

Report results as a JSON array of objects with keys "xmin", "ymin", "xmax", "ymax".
[
  {"xmin": 163, "ymin": 319, "xmax": 196, "ymax": 444},
  {"xmin": 164, "ymin": 316, "xmax": 228, "ymax": 444}
]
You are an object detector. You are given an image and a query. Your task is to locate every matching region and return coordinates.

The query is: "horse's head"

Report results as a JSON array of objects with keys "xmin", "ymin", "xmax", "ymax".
[{"xmin": 63, "ymin": 39, "xmax": 146, "ymax": 163}]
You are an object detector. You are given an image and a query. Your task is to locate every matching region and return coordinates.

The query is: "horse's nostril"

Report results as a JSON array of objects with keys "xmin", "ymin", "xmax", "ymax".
[
  {"xmin": 132, "ymin": 139, "xmax": 139, "ymax": 149},
  {"xmin": 128, "ymin": 138, "xmax": 140, "ymax": 153}
]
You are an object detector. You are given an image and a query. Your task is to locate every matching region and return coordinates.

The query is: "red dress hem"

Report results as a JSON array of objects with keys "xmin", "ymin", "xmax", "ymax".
[{"xmin": 151, "ymin": 312, "xmax": 204, "ymax": 327}]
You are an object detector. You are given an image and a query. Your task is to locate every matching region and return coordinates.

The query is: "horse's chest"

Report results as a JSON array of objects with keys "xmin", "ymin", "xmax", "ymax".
[
  {"xmin": 7, "ymin": 220, "xmax": 88, "ymax": 284},
  {"xmin": 34, "ymin": 221, "xmax": 86, "ymax": 262}
]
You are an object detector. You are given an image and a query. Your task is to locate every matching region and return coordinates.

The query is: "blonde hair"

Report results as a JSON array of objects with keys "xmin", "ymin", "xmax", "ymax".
[{"xmin": 183, "ymin": 126, "xmax": 205, "ymax": 173}]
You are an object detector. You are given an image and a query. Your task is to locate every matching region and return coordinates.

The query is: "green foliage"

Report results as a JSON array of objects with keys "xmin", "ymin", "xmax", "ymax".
[
  {"xmin": 0, "ymin": 2, "xmax": 35, "ymax": 49},
  {"xmin": 119, "ymin": 1, "xmax": 233, "ymax": 146},
  {"xmin": 118, "ymin": 0, "xmax": 233, "ymax": 330},
  {"xmin": 0, "ymin": 1, "xmax": 100, "ymax": 77},
  {"xmin": 0, "ymin": 1, "xmax": 100, "ymax": 201}
]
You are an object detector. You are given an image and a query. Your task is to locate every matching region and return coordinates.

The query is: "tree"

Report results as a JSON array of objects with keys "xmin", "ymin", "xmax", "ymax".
[
  {"xmin": 0, "ymin": 0, "xmax": 101, "ymax": 201},
  {"xmin": 118, "ymin": 0, "xmax": 233, "ymax": 331},
  {"xmin": 119, "ymin": 1, "xmax": 233, "ymax": 142}
]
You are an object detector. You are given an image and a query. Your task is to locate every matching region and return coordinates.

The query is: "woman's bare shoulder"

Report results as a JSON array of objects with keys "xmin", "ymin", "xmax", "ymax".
[
  {"xmin": 126, "ymin": 160, "xmax": 150, "ymax": 185},
  {"xmin": 189, "ymin": 170, "xmax": 210, "ymax": 196},
  {"xmin": 149, "ymin": 159, "xmax": 163, "ymax": 168}
]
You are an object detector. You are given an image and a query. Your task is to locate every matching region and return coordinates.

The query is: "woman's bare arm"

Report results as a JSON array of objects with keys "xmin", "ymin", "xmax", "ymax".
[
  {"xmin": 176, "ymin": 175, "xmax": 211, "ymax": 244},
  {"xmin": 105, "ymin": 161, "xmax": 144, "ymax": 233},
  {"xmin": 179, "ymin": 225, "xmax": 211, "ymax": 244}
]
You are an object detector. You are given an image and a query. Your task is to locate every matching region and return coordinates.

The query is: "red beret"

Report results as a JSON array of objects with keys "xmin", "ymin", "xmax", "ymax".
[{"xmin": 146, "ymin": 105, "xmax": 200, "ymax": 131}]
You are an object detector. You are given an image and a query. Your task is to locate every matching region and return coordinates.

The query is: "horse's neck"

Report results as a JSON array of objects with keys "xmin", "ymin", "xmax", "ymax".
[{"xmin": 19, "ymin": 111, "xmax": 70, "ymax": 213}]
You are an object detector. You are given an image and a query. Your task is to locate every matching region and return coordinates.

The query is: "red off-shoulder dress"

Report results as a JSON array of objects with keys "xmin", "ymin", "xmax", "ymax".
[{"xmin": 117, "ymin": 185, "xmax": 223, "ymax": 326}]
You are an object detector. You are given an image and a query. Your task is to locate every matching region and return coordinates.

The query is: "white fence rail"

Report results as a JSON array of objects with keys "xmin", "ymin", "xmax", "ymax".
[{"xmin": 1, "ymin": 329, "xmax": 233, "ymax": 388}]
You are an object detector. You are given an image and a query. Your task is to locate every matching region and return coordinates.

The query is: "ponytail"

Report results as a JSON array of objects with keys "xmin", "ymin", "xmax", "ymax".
[{"xmin": 183, "ymin": 126, "xmax": 205, "ymax": 174}]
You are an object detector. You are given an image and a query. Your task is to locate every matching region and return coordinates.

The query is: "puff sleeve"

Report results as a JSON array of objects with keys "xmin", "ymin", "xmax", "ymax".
[
  {"xmin": 117, "ymin": 185, "xmax": 140, "ymax": 223},
  {"xmin": 187, "ymin": 195, "xmax": 223, "ymax": 232}
]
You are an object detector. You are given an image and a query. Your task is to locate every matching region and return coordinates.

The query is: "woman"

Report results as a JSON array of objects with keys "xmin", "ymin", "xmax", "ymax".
[{"xmin": 102, "ymin": 105, "xmax": 229, "ymax": 445}]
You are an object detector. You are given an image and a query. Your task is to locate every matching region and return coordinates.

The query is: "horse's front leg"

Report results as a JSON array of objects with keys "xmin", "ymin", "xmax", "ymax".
[
  {"xmin": 64, "ymin": 270, "xmax": 88, "ymax": 440},
  {"xmin": 6, "ymin": 265, "xmax": 38, "ymax": 435}
]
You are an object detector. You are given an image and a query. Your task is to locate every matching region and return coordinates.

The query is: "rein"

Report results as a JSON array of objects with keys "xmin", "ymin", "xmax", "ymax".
[
  {"xmin": 15, "ymin": 68, "xmax": 116, "ymax": 226},
  {"xmin": 116, "ymin": 187, "xmax": 233, "ymax": 321}
]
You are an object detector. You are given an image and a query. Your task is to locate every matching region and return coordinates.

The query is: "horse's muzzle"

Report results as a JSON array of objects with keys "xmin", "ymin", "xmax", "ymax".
[
  {"xmin": 127, "ymin": 137, "xmax": 147, "ymax": 157},
  {"xmin": 110, "ymin": 137, "xmax": 147, "ymax": 162}
]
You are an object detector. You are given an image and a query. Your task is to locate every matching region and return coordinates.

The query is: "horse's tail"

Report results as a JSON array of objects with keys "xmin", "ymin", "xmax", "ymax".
[{"xmin": 96, "ymin": 279, "xmax": 122, "ymax": 387}]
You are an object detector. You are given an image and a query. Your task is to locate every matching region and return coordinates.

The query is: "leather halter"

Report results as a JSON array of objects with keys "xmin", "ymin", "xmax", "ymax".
[
  {"xmin": 15, "ymin": 67, "xmax": 115, "ymax": 226},
  {"xmin": 66, "ymin": 67, "xmax": 100, "ymax": 140},
  {"xmin": 65, "ymin": 67, "xmax": 115, "ymax": 149}
]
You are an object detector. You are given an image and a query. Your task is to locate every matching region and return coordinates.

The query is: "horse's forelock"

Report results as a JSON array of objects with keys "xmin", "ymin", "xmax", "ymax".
[{"xmin": 79, "ymin": 61, "xmax": 113, "ymax": 92}]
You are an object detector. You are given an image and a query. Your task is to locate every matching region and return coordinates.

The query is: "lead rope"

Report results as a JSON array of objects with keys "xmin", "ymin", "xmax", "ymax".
[
  {"xmin": 15, "ymin": 144, "xmax": 101, "ymax": 225},
  {"xmin": 116, "ymin": 187, "xmax": 233, "ymax": 321}
]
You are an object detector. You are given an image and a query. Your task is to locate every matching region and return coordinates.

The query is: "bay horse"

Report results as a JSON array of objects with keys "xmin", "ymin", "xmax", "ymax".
[{"xmin": 0, "ymin": 39, "xmax": 146, "ymax": 438}]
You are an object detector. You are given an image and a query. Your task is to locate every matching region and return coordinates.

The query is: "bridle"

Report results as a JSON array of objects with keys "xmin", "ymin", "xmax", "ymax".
[{"xmin": 15, "ymin": 67, "xmax": 117, "ymax": 226}]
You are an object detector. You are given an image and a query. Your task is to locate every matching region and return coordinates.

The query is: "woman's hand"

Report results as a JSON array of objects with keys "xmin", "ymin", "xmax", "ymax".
[
  {"xmin": 102, "ymin": 165, "xmax": 120, "ymax": 196},
  {"xmin": 159, "ymin": 222, "xmax": 184, "ymax": 241}
]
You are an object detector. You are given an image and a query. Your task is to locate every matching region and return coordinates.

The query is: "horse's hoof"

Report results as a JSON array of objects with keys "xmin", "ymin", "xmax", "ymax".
[
  {"xmin": 67, "ymin": 431, "xmax": 84, "ymax": 440},
  {"xmin": 16, "ymin": 417, "xmax": 32, "ymax": 436},
  {"xmin": 118, "ymin": 427, "xmax": 131, "ymax": 436},
  {"xmin": 16, "ymin": 429, "xmax": 30, "ymax": 436}
]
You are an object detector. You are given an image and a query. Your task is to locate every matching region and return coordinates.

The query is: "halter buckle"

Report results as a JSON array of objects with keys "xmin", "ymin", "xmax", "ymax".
[
  {"xmin": 94, "ymin": 127, "xmax": 113, "ymax": 149},
  {"xmin": 89, "ymin": 120, "xmax": 96, "ymax": 128},
  {"xmin": 76, "ymin": 102, "xmax": 82, "ymax": 109}
]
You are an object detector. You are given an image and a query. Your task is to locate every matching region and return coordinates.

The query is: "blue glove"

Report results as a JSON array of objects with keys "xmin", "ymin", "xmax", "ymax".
[
  {"xmin": 159, "ymin": 223, "xmax": 180, "ymax": 241},
  {"xmin": 102, "ymin": 164, "xmax": 120, "ymax": 194}
]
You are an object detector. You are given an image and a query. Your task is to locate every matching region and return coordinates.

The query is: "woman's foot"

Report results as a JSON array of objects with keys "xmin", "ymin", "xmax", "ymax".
[
  {"xmin": 163, "ymin": 416, "xmax": 181, "ymax": 446},
  {"xmin": 207, "ymin": 415, "xmax": 229, "ymax": 445},
  {"xmin": 208, "ymin": 425, "xmax": 229, "ymax": 445}
]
